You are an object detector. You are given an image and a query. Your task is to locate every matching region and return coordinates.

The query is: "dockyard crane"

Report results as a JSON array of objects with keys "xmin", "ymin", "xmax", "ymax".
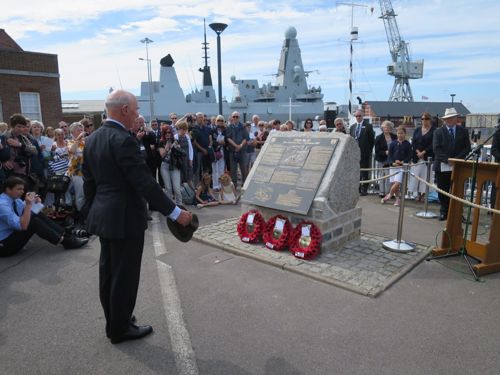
[{"xmin": 379, "ymin": 0, "xmax": 424, "ymax": 102}]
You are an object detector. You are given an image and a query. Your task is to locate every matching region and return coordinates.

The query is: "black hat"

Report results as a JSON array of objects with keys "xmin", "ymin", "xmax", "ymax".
[{"xmin": 166, "ymin": 205, "xmax": 199, "ymax": 242}]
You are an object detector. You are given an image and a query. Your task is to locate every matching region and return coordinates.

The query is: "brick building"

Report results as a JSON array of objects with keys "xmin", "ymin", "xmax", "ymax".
[{"xmin": 0, "ymin": 29, "xmax": 62, "ymax": 127}]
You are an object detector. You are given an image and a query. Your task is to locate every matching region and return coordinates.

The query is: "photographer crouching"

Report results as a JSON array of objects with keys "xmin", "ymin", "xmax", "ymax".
[{"xmin": 0, "ymin": 176, "xmax": 88, "ymax": 257}]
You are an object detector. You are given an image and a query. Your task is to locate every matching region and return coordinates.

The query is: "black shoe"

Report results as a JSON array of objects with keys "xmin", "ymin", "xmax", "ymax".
[
  {"xmin": 439, "ymin": 214, "xmax": 447, "ymax": 221},
  {"xmin": 110, "ymin": 324, "xmax": 153, "ymax": 344},
  {"xmin": 62, "ymin": 235, "xmax": 89, "ymax": 249},
  {"xmin": 359, "ymin": 191, "xmax": 368, "ymax": 196},
  {"xmin": 72, "ymin": 228, "xmax": 90, "ymax": 237}
]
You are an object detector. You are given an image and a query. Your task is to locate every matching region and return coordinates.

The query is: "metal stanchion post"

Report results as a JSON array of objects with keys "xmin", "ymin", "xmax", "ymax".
[
  {"xmin": 383, "ymin": 164, "xmax": 416, "ymax": 252},
  {"xmin": 416, "ymin": 158, "xmax": 438, "ymax": 218}
]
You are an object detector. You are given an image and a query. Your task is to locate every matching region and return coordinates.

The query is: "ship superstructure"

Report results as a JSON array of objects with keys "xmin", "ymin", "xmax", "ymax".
[{"xmin": 137, "ymin": 26, "xmax": 324, "ymax": 123}]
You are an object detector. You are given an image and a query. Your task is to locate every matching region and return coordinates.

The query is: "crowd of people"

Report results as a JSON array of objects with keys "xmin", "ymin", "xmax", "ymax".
[
  {"xmin": 1, "ymin": 87, "xmax": 499, "ymax": 345},
  {"xmin": 1, "ymin": 103, "xmax": 497, "ymax": 259}
]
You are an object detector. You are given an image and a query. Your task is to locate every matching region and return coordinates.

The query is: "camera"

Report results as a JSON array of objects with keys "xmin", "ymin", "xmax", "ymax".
[
  {"xmin": 186, "ymin": 115, "xmax": 193, "ymax": 123},
  {"xmin": 14, "ymin": 156, "xmax": 26, "ymax": 168}
]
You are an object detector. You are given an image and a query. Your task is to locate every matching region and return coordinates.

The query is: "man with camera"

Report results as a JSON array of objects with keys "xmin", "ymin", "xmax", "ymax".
[
  {"xmin": 3, "ymin": 114, "xmax": 37, "ymax": 175},
  {"xmin": 0, "ymin": 176, "xmax": 88, "ymax": 257}
]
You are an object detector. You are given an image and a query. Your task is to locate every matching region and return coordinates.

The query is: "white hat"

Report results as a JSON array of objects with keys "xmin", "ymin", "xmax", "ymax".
[{"xmin": 442, "ymin": 107, "xmax": 460, "ymax": 119}]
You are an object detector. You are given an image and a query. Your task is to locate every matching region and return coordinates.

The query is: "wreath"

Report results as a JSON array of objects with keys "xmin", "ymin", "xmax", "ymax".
[
  {"xmin": 263, "ymin": 215, "xmax": 292, "ymax": 251},
  {"xmin": 237, "ymin": 210, "xmax": 265, "ymax": 243},
  {"xmin": 289, "ymin": 221, "xmax": 322, "ymax": 260}
]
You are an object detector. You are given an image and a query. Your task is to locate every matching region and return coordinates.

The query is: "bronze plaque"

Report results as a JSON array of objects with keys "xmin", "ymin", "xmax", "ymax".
[{"xmin": 243, "ymin": 135, "xmax": 339, "ymax": 214}]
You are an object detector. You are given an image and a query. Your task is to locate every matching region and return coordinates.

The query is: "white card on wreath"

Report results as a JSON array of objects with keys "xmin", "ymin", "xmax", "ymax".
[
  {"xmin": 247, "ymin": 213, "xmax": 255, "ymax": 224},
  {"xmin": 301, "ymin": 225, "xmax": 311, "ymax": 237},
  {"xmin": 274, "ymin": 218, "xmax": 285, "ymax": 231}
]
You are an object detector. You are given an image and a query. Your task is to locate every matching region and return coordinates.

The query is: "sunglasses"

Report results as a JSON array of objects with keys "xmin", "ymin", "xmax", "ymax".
[
  {"xmin": 422, "ymin": 118, "xmax": 430, "ymax": 120},
  {"xmin": 232, "ymin": 116, "xmax": 239, "ymax": 118}
]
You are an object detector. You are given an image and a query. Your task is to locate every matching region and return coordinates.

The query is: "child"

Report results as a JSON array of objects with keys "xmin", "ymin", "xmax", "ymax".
[
  {"xmin": 381, "ymin": 125, "xmax": 412, "ymax": 206},
  {"xmin": 219, "ymin": 174, "xmax": 240, "ymax": 205},
  {"xmin": 195, "ymin": 173, "xmax": 219, "ymax": 208}
]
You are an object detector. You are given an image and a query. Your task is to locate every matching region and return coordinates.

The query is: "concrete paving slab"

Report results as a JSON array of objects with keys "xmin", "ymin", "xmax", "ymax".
[{"xmin": 193, "ymin": 217, "xmax": 431, "ymax": 297}]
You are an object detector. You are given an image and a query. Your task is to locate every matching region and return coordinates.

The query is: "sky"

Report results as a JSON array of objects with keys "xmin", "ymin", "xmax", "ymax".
[{"xmin": 2, "ymin": 0, "xmax": 500, "ymax": 114}]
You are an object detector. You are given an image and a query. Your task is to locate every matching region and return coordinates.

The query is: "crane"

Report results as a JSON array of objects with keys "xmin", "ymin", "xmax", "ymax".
[{"xmin": 379, "ymin": 0, "xmax": 424, "ymax": 102}]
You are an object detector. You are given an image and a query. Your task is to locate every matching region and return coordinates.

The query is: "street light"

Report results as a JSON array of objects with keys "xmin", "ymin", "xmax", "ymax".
[
  {"xmin": 450, "ymin": 93, "xmax": 456, "ymax": 107},
  {"xmin": 140, "ymin": 37, "xmax": 154, "ymax": 123},
  {"xmin": 209, "ymin": 22, "xmax": 228, "ymax": 115}
]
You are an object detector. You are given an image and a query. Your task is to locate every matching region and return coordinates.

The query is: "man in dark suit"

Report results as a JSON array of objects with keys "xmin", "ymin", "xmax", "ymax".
[
  {"xmin": 83, "ymin": 90, "xmax": 192, "ymax": 344},
  {"xmin": 432, "ymin": 107, "xmax": 471, "ymax": 221},
  {"xmin": 349, "ymin": 110, "xmax": 375, "ymax": 195}
]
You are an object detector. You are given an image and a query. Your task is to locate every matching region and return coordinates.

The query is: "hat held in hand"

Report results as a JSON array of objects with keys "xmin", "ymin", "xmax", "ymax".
[{"xmin": 166, "ymin": 205, "xmax": 199, "ymax": 242}]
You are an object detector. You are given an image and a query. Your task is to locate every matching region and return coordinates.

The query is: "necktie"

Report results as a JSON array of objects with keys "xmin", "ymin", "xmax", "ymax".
[
  {"xmin": 448, "ymin": 127, "xmax": 454, "ymax": 141},
  {"xmin": 13, "ymin": 200, "xmax": 19, "ymax": 216},
  {"xmin": 356, "ymin": 124, "xmax": 362, "ymax": 139}
]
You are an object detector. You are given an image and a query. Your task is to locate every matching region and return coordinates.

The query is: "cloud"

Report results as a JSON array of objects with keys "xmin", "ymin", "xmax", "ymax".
[{"xmin": 2, "ymin": 0, "xmax": 499, "ymax": 113}]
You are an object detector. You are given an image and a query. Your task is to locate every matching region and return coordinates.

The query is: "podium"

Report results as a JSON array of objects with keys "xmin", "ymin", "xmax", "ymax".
[{"xmin": 432, "ymin": 159, "xmax": 500, "ymax": 276}]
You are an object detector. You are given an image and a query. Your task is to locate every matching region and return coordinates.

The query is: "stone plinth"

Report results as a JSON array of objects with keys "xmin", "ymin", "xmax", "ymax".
[{"xmin": 242, "ymin": 132, "xmax": 361, "ymax": 252}]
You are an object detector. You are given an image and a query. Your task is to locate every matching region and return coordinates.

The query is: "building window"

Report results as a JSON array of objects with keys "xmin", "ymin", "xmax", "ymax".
[{"xmin": 19, "ymin": 92, "xmax": 42, "ymax": 121}]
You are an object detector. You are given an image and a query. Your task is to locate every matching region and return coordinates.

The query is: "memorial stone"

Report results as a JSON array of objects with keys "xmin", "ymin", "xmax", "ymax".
[{"xmin": 242, "ymin": 131, "xmax": 362, "ymax": 251}]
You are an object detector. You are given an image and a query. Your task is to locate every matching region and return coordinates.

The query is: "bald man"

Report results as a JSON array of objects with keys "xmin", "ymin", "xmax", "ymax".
[{"xmin": 83, "ymin": 90, "xmax": 192, "ymax": 344}]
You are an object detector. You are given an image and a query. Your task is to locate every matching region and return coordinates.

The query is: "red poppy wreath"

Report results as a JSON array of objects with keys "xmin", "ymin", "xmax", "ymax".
[
  {"xmin": 289, "ymin": 221, "xmax": 322, "ymax": 260},
  {"xmin": 237, "ymin": 210, "xmax": 265, "ymax": 243},
  {"xmin": 263, "ymin": 215, "xmax": 293, "ymax": 251}
]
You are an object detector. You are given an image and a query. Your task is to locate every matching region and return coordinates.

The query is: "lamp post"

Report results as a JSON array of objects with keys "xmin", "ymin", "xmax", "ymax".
[
  {"xmin": 140, "ymin": 37, "xmax": 154, "ymax": 122},
  {"xmin": 450, "ymin": 93, "xmax": 456, "ymax": 107},
  {"xmin": 209, "ymin": 22, "xmax": 228, "ymax": 115}
]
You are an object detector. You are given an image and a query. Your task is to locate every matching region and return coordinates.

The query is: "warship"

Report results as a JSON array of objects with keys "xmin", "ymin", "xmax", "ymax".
[{"xmin": 137, "ymin": 26, "xmax": 325, "ymax": 124}]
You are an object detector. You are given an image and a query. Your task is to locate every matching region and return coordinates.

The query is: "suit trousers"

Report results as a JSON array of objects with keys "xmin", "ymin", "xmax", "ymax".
[
  {"xmin": 435, "ymin": 170, "xmax": 452, "ymax": 215},
  {"xmin": 99, "ymin": 234, "xmax": 145, "ymax": 337},
  {"xmin": 359, "ymin": 157, "xmax": 371, "ymax": 194},
  {"xmin": 0, "ymin": 213, "xmax": 63, "ymax": 257},
  {"xmin": 229, "ymin": 151, "xmax": 248, "ymax": 189}
]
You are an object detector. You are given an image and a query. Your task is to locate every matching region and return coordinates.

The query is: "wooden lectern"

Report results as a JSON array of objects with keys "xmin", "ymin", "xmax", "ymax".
[{"xmin": 432, "ymin": 159, "xmax": 500, "ymax": 276}]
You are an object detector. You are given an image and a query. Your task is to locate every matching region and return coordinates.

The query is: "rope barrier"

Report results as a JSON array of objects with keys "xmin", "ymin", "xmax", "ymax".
[
  {"xmin": 410, "ymin": 173, "xmax": 500, "ymax": 215},
  {"xmin": 360, "ymin": 160, "xmax": 430, "ymax": 172},
  {"xmin": 359, "ymin": 171, "xmax": 399, "ymax": 185}
]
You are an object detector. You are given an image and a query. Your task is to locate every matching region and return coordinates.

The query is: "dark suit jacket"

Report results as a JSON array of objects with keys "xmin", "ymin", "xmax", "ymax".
[
  {"xmin": 432, "ymin": 125, "xmax": 471, "ymax": 172},
  {"xmin": 83, "ymin": 121, "xmax": 176, "ymax": 239},
  {"xmin": 374, "ymin": 133, "xmax": 397, "ymax": 163},
  {"xmin": 349, "ymin": 120, "xmax": 375, "ymax": 161}
]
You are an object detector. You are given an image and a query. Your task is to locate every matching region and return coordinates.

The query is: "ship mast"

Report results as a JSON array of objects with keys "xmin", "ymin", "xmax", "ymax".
[
  {"xmin": 338, "ymin": 2, "xmax": 370, "ymax": 121},
  {"xmin": 199, "ymin": 19, "xmax": 213, "ymax": 87}
]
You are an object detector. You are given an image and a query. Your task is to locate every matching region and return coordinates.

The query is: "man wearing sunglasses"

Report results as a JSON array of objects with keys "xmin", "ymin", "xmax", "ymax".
[{"xmin": 226, "ymin": 111, "xmax": 249, "ymax": 188}]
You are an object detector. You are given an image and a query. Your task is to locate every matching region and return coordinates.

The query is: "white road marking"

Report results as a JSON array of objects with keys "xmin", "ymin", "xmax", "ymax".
[{"xmin": 152, "ymin": 215, "xmax": 199, "ymax": 375}]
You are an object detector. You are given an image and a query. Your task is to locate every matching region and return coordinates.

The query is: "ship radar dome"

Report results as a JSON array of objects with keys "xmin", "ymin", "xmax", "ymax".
[{"xmin": 285, "ymin": 27, "xmax": 297, "ymax": 39}]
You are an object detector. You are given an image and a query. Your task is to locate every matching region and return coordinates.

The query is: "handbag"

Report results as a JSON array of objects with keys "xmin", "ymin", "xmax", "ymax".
[{"xmin": 46, "ymin": 175, "xmax": 71, "ymax": 193}]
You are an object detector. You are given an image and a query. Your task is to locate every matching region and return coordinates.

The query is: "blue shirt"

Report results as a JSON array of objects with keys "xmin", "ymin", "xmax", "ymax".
[{"xmin": 0, "ymin": 193, "xmax": 24, "ymax": 241}]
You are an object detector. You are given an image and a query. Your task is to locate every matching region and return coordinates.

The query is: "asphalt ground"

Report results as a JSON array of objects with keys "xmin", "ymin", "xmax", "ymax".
[{"xmin": 1, "ymin": 195, "xmax": 500, "ymax": 374}]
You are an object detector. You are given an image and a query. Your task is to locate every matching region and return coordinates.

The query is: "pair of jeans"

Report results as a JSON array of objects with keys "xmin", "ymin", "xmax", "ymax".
[{"xmin": 160, "ymin": 162, "xmax": 182, "ymax": 205}]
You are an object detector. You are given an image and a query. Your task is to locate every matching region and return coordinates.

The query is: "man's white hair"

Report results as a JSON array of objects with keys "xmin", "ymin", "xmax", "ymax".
[{"xmin": 105, "ymin": 90, "xmax": 133, "ymax": 109}]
